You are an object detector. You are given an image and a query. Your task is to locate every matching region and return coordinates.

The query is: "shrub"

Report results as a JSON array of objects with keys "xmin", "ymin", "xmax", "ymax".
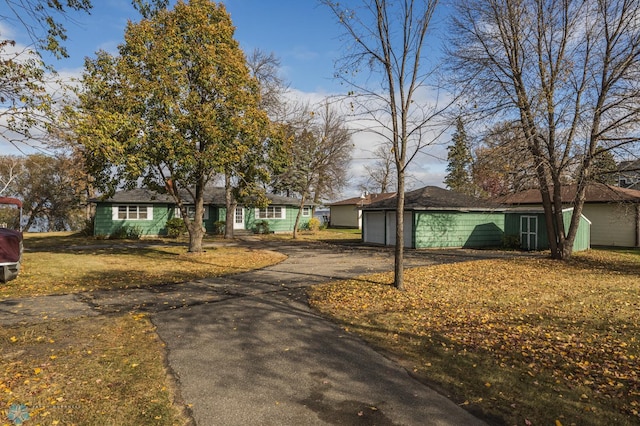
[
  {"xmin": 213, "ymin": 221, "xmax": 226, "ymax": 235},
  {"xmin": 80, "ymin": 217, "xmax": 95, "ymax": 237},
  {"xmin": 110, "ymin": 225, "xmax": 142, "ymax": 240},
  {"xmin": 502, "ymin": 234, "xmax": 521, "ymax": 249},
  {"xmin": 254, "ymin": 220, "xmax": 270, "ymax": 234},
  {"xmin": 166, "ymin": 218, "xmax": 187, "ymax": 238},
  {"xmin": 307, "ymin": 217, "xmax": 321, "ymax": 232}
]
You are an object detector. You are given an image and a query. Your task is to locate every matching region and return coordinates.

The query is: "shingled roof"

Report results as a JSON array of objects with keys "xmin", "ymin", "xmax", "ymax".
[
  {"xmin": 499, "ymin": 183, "xmax": 640, "ymax": 204},
  {"xmin": 329, "ymin": 193, "xmax": 396, "ymax": 206},
  {"xmin": 96, "ymin": 187, "xmax": 308, "ymax": 206},
  {"xmin": 364, "ymin": 186, "xmax": 503, "ymax": 210}
]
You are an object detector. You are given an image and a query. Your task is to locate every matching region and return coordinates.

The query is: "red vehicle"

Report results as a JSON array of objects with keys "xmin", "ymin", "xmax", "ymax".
[{"xmin": 0, "ymin": 197, "xmax": 23, "ymax": 283}]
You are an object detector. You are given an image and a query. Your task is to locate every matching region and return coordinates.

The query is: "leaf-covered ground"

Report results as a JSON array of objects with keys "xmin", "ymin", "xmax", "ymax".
[
  {"xmin": 1, "ymin": 233, "xmax": 288, "ymax": 424},
  {"xmin": 3, "ymin": 243, "xmax": 286, "ymax": 299},
  {"xmin": 0, "ymin": 314, "xmax": 187, "ymax": 425},
  {"xmin": 308, "ymin": 250, "xmax": 640, "ymax": 426}
]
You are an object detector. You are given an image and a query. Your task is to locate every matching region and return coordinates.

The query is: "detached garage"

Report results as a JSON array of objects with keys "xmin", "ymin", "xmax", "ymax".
[
  {"xmin": 362, "ymin": 186, "xmax": 507, "ymax": 249},
  {"xmin": 362, "ymin": 186, "xmax": 591, "ymax": 252}
]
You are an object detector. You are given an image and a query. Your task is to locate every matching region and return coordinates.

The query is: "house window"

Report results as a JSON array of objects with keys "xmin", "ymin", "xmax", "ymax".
[
  {"xmin": 255, "ymin": 206, "xmax": 285, "ymax": 219},
  {"xmin": 113, "ymin": 205, "xmax": 153, "ymax": 220},
  {"xmin": 175, "ymin": 206, "xmax": 209, "ymax": 220},
  {"xmin": 302, "ymin": 207, "xmax": 311, "ymax": 217}
]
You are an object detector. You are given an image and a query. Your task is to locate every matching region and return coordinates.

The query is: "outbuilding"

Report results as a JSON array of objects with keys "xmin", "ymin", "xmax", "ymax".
[
  {"xmin": 504, "ymin": 207, "xmax": 591, "ymax": 251},
  {"xmin": 362, "ymin": 186, "xmax": 507, "ymax": 249},
  {"xmin": 328, "ymin": 193, "xmax": 395, "ymax": 229},
  {"xmin": 500, "ymin": 183, "xmax": 639, "ymax": 247},
  {"xmin": 362, "ymin": 186, "xmax": 591, "ymax": 251}
]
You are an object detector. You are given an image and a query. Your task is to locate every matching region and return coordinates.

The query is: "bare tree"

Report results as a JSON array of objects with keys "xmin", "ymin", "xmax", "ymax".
[
  {"xmin": 449, "ymin": 0, "xmax": 640, "ymax": 259},
  {"xmin": 359, "ymin": 143, "xmax": 397, "ymax": 194},
  {"xmin": 323, "ymin": 0, "xmax": 447, "ymax": 289},
  {"xmin": 246, "ymin": 49, "xmax": 288, "ymax": 119},
  {"xmin": 0, "ymin": 156, "xmax": 24, "ymax": 195},
  {"xmin": 312, "ymin": 101, "xmax": 353, "ymax": 205},
  {"xmin": 472, "ymin": 121, "xmax": 539, "ymax": 198},
  {"xmin": 271, "ymin": 100, "xmax": 352, "ymax": 238}
]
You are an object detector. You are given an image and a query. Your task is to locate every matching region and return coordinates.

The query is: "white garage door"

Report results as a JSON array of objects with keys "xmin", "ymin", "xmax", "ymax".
[
  {"xmin": 385, "ymin": 211, "xmax": 413, "ymax": 247},
  {"xmin": 364, "ymin": 212, "xmax": 385, "ymax": 244}
]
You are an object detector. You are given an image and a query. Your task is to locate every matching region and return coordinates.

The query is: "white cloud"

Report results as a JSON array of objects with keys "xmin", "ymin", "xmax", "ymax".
[{"xmin": 284, "ymin": 86, "xmax": 450, "ymax": 200}]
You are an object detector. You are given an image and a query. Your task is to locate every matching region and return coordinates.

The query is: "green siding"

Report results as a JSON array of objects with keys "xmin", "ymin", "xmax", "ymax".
[
  {"xmin": 204, "ymin": 207, "xmax": 224, "ymax": 233},
  {"xmin": 94, "ymin": 204, "xmax": 226, "ymax": 236},
  {"xmin": 94, "ymin": 203, "xmax": 173, "ymax": 237},
  {"xmin": 563, "ymin": 210, "xmax": 591, "ymax": 252},
  {"xmin": 504, "ymin": 210, "xmax": 590, "ymax": 252},
  {"xmin": 95, "ymin": 202, "xmax": 309, "ymax": 236},
  {"xmin": 246, "ymin": 206, "xmax": 311, "ymax": 233},
  {"xmin": 504, "ymin": 213, "xmax": 550, "ymax": 250},
  {"xmin": 413, "ymin": 212, "xmax": 505, "ymax": 248}
]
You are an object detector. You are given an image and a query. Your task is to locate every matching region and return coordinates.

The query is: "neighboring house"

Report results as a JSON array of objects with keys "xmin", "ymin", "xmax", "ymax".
[
  {"xmin": 329, "ymin": 193, "xmax": 395, "ymax": 229},
  {"xmin": 362, "ymin": 186, "xmax": 590, "ymax": 251},
  {"xmin": 500, "ymin": 183, "xmax": 640, "ymax": 247},
  {"xmin": 92, "ymin": 187, "xmax": 313, "ymax": 237},
  {"xmin": 617, "ymin": 160, "xmax": 640, "ymax": 190}
]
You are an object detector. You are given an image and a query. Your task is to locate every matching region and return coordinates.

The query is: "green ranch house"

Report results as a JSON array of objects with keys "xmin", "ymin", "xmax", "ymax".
[{"xmin": 92, "ymin": 187, "xmax": 313, "ymax": 237}]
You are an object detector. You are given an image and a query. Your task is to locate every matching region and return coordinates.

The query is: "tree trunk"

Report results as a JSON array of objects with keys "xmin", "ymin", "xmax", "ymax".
[
  {"xmin": 23, "ymin": 207, "xmax": 39, "ymax": 232},
  {"xmin": 187, "ymin": 182, "xmax": 205, "ymax": 253},
  {"xmin": 224, "ymin": 174, "xmax": 235, "ymax": 239},
  {"xmin": 394, "ymin": 168, "xmax": 405, "ymax": 290},
  {"xmin": 292, "ymin": 194, "xmax": 306, "ymax": 240},
  {"xmin": 562, "ymin": 181, "xmax": 590, "ymax": 260},
  {"xmin": 635, "ymin": 204, "xmax": 640, "ymax": 248},
  {"xmin": 187, "ymin": 221, "xmax": 204, "ymax": 253}
]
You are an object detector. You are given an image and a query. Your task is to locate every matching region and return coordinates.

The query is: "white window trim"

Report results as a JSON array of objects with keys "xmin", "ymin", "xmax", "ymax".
[
  {"xmin": 174, "ymin": 205, "xmax": 209, "ymax": 220},
  {"xmin": 255, "ymin": 206, "xmax": 286, "ymax": 220},
  {"xmin": 302, "ymin": 207, "xmax": 311, "ymax": 217},
  {"xmin": 112, "ymin": 205, "xmax": 153, "ymax": 221}
]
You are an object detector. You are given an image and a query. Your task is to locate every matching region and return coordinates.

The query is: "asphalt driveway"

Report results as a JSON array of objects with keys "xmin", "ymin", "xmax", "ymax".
[
  {"xmin": 152, "ymin": 240, "xmax": 488, "ymax": 425},
  {"xmin": 0, "ymin": 239, "xmax": 501, "ymax": 425}
]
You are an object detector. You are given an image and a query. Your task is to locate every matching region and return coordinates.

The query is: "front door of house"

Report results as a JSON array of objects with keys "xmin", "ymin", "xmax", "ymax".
[
  {"xmin": 233, "ymin": 207, "xmax": 245, "ymax": 230},
  {"xmin": 521, "ymin": 216, "xmax": 538, "ymax": 251}
]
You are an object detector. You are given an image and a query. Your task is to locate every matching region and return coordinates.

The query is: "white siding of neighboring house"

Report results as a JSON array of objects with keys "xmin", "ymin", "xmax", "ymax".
[
  {"xmin": 330, "ymin": 205, "xmax": 361, "ymax": 228},
  {"xmin": 581, "ymin": 203, "xmax": 639, "ymax": 247},
  {"xmin": 363, "ymin": 211, "xmax": 385, "ymax": 244}
]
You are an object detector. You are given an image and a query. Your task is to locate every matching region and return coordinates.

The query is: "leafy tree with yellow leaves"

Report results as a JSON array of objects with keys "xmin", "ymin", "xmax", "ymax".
[{"xmin": 73, "ymin": 0, "xmax": 268, "ymax": 252}]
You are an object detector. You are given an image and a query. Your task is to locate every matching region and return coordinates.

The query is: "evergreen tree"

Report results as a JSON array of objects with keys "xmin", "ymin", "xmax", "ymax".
[
  {"xmin": 591, "ymin": 147, "xmax": 618, "ymax": 185},
  {"xmin": 444, "ymin": 117, "xmax": 475, "ymax": 195}
]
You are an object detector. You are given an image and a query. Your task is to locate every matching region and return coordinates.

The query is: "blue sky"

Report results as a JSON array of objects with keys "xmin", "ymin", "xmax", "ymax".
[
  {"xmin": 2, "ymin": 0, "xmax": 450, "ymax": 196},
  {"xmin": 35, "ymin": 0, "xmax": 345, "ymax": 95}
]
